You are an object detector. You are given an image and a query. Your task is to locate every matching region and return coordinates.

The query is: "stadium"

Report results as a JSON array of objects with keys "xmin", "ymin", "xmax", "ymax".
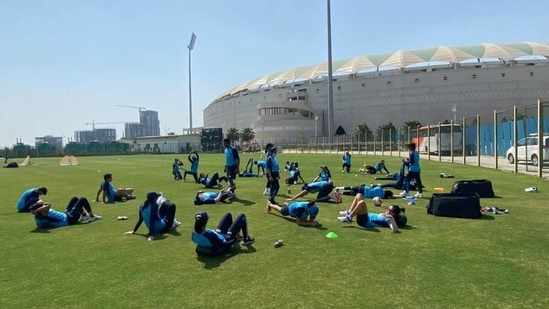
[{"xmin": 203, "ymin": 42, "xmax": 549, "ymax": 141}]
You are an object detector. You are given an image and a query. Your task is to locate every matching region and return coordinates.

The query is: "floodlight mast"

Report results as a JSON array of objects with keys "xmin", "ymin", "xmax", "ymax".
[{"xmin": 188, "ymin": 32, "xmax": 197, "ymax": 134}]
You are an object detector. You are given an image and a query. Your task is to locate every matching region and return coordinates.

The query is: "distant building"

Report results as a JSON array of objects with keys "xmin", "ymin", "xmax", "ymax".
[
  {"xmin": 124, "ymin": 122, "xmax": 145, "ymax": 138},
  {"xmin": 34, "ymin": 135, "xmax": 63, "ymax": 148},
  {"xmin": 74, "ymin": 128, "xmax": 116, "ymax": 143},
  {"xmin": 139, "ymin": 110, "xmax": 160, "ymax": 137}
]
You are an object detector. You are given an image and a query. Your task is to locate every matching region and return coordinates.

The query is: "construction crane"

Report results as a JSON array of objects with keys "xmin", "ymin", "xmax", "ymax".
[
  {"xmin": 116, "ymin": 105, "xmax": 147, "ymax": 112},
  {"xmin": 85, "ymin": 121, "xmax": 126, "ymax": 131}
]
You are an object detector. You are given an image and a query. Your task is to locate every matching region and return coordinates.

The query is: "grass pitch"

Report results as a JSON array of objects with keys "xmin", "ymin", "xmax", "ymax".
[{"xmin": 1, "ymin": 154, "xmax": 548, "ymax": 309}]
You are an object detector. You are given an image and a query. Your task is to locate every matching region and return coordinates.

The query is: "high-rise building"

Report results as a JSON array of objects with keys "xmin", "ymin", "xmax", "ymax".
[
  {"xmin": 139, "ymin": 110, "xmax": 160, "ymax": 137},
  {"xmin": 74, "ymin": 128, "xmax": 116, "ymax": 143},
  {"xmin": 34, "ymin": 135, "xmax": 63, "ymax": 148},
  {"xmin": 124, "ymin": 122, "xmax": 146, "ymax": 138}
]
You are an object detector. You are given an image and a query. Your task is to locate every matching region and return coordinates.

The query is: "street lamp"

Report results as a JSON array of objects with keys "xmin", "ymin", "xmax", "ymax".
[
  {"xmin": 187, "ymin": 32, "xmax": 197, "ymax": 134},
  {"xmin": 452, "ymin": 103, "xmax": 457, "ymax": 123},
  {"xmin": 326, "ymin": 0, "xmax": 334, "ymax": 139}
]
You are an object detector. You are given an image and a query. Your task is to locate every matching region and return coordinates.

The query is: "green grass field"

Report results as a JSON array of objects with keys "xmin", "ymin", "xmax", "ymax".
[{"xmin": 1, "ymin": 153, "xmax": 548, "ymax": 309}]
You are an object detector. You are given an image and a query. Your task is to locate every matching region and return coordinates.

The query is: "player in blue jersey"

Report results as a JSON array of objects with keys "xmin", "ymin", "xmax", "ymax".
[
  {"xmin": 29, "ymin": 197, "xmax": 102, "ymax": 228},
  {"xmin": 191, "ymin": 211, "xmax": 255, "ymax": 253},
  {"xmin": 312, "ymin": 165, "xmax": 332, "ymax": 183},
  {"xmin": 16, "ymin": 187, "xmax": 48, "ymax": 212},
  {"xmin": 172, "ymin": 158, "xmax": 184, "ymax": 180},
  {"xmin": 337, "ymin": 193, "xmax": 403, "ymax": 232},
  {"xmin": 287, "ymin": 181, "xmax": 337, "ymax": 203},
  {"xmin": 183, "ymin": 151, "xmax": 200, "ymax": 182},
  {"xmin": 266, "ymin": 146, "xmax": 281, "ymax": 204},
  {"xmin": 402, "ymin": 143, "xmax": 423, "ymax": 198},
  {"xmin": 362, "ymin": 159, "xmax": 390, "ymax": 174},
  {"xmin": 198, "ymin": 172, "xmax": 228, "ymax": 188},
  {"xmin": 334, "ymin": 184, "xmax": 394, "ymax": 199},
  {"xmin": 94, "ymin": 173, "xmax": 136, "ymax": 203},
  {"xmin": 266, "ymin": 200, "xmax": 320, "ymax": 227},
  {"xmin": 342, "ymin": 151, "xmax": 352, "ymax": 173},
  {"xmin": 223, "ymin": 138, "xmax": 240, "ymax": 193},
  {"xmin": 193, "ymin": 188, "xmax": 235, "ymax": 205},
  {"xmin": 262, "ymin": 143, "xmax": 274, "ymax": 196},
  {"xmin": 124, "ymin": 192, "xmax": 181, "ymax": 241}
]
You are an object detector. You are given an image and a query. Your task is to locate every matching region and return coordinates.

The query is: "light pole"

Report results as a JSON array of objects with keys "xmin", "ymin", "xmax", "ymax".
[
  {"xmin": 187, "ymin": 32, "xmax": 197, "ymax": 134},
  {"xmin": 315, "ymin": 115, "xmax": 319, "ymax": 139},
  {"xmin": 452, "ymin": 103, "xmax": 457, "ymax": 123},
  {"xmin": 327, "ymin": 0, "xmax": 334, "ymax": 139}
]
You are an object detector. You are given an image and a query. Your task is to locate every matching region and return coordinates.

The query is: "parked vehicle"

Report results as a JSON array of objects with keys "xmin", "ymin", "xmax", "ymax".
[{"xmin": 505, "ymin": 134, "xmax": 549, "ymax": 166}]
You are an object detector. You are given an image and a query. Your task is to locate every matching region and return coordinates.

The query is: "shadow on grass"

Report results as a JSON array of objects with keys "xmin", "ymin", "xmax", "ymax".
[
  {"xmin": 196, "ymin": 245, "xmax": 257, "ymax": 269},
  {"xmin": 341, "ymin": 225, "xmax": 382, "ymax": 233},
  {"xmin": 268, "ymin": 213, "xmax": 327, "ymax": 230},
  {"xmin": 130, "ymin": 228, "xmax": 182, "ymax": 241},
  {"xmin": 478, "ymin": 214, "xmax": 496, "ymax": 220},
  {"xmin": 30, "ymin": 228, "xmax": 50, "ymax": 233},
  {"xmin": 232, "ymin": 198, "xmax": 254, "ymax": 206},
  {"xmin": 399, "ymin": 225, "xmax": 416, "ymax": 230}
]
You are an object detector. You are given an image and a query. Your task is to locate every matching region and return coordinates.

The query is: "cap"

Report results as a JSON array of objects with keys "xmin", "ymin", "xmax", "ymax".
[
  {"xmin": 308, "ymin": 205, "xmax": 319, "ymax": 220},
  {"xmin": 195, "ymin": 211, "xmax": 209, "ymax": 223},
  {"xmin": 320, "ymin": 165, "xmax": 328, "ymax": 168},
  {"xmin": 146, "ymin": 192, "xmax": 160, "ymax": 202},
  {"xmin": 265, "ymin": 143, "xmax": 274, "ymax": 150}
]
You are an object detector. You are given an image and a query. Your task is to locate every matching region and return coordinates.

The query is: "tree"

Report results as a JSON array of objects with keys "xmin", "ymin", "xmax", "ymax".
[
  {"xmin": 240, "ymin": 128, "xmax": 255, "ymax": 143},
  {"xmin": 354, "ymin": 123, "xmax": 372, "ymax": 140},
  {"xmin": 225, "ymin": 128, "xmax": 240, "ymax": 145},
  {"xmin": 403, "ymin": 120, "xmax": 422, "ymax": 132}
]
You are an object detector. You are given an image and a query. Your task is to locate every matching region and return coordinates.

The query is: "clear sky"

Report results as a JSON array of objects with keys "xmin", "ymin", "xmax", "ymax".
[{"xmin": 1, "ymin": 0, "xmax": 548, "ymax": 148}]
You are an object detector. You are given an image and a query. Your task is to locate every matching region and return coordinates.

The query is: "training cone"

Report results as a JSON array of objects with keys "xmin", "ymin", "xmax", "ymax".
[{"xmin": 325, "ymin": 232, "xmax": 338, "ymax": 239}]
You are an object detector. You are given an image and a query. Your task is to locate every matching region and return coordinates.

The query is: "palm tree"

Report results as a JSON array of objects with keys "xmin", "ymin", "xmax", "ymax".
[
  {"xmin": 378, "ymin": 122, "xmax": 396, "ymax": 141},
  {"xmin": 354, "ymin": 123, "xmax": 371, "ymax": 141},
  {"xmin": 225, "ymin": 128, "xmax": 240, "ymax": 146},
  {"xmin": 240, "ymin": 128, "xmax": 255, "ymax": 143}
]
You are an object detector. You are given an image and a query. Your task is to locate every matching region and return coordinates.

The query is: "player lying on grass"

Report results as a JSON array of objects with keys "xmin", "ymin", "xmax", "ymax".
[
  {"xmin": 266, "ymin": 200, "xmax": 320, "ymax": 227},
  {"xmin": 193, "ymin": 188, "xmax": 235, "ymax": 205},
  {"xmin": 29, "ymin": 197, "xmax": 102, "ymax": 228},
  {"xmin": 287, "ymin": 181, "xmax": 340, "ymax": 203},
  {"xmin": 94, "ymin": 173, "xmax": 136, "ymax": 203},
  {"xmin": 360, "ymin": 159, "xmax": 390, "ymax": 174},
  {"xmin": 16, "ymin": 187, "xmax": 48, "ymax": 212},
  {"xmin": 125, "ymin": 192, "xmax": 181, "ymax": 242},
  {"xmin": 191, "ymin": 211, "xmax": 255, "ymax": 251},
  {"xmin": 334, "ymin": 184, "xmax": 394, "ymax": 199},
  {"xmin": 198, "ymin": 172, "xmax": 228, "ymax": 188},
  {"xmin": 337, "ymin": 194, "xmax": 404, "ymax": 233}
]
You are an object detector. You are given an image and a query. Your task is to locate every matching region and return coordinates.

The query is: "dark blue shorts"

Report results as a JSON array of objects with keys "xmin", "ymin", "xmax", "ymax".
[{"xmin": 226, "ymin": 165, "xmax": 237, "ymax": 180}]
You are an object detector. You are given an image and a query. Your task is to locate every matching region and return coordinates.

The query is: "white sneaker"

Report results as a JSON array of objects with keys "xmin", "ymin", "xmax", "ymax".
[
  {"xmin": 342, "ymin": 170, "xmax": 345, "ymax": 173},
  {"xmin": 414, "ymin": 193, "xmax": 423, "ymax": 198},
  {"xmin": 80, "ymin": 214, "xmax": 90, "ymax": 221},
  {"xmin": 88, "ymin": 215, "xmax": 102, "ymax": 222},
  {"xmin": 338, "ymin": 210, "xmax": 350, "ymax": 216},
  {"xmin": 337, "ymin": 215, "xmax": 352, "ymax": 223},
  {"xmin": 400, "ymin": 191, "xmax": 407, "ymax": 196},
  {"xmin": 263, "ymin": 189, "xmax": 270, "ymax": 195},
  {"xmin": 172, "ymin": 219, "xmax": 181, "ymax": 228}
]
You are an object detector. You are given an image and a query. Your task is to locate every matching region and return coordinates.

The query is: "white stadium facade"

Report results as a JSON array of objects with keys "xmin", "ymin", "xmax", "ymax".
[{"xmin": 203, "ymin": 42, "xmax": 549, "ymax": 141}]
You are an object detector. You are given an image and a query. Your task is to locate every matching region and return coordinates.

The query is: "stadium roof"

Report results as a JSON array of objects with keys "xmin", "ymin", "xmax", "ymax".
[{"xmin": 216, "ymin": 42, "xmax": 549, "ymax": 100}]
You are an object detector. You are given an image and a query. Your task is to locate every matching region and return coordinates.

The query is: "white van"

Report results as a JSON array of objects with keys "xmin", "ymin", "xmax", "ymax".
[{"xmin": 505, "ymin": 134, "xmax": 549, "ymax": 166}]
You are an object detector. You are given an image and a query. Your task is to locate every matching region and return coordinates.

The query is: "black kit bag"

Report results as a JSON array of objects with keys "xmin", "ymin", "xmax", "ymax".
[
  {"xmin": 451, "ymin": 179, "xmax": 495, "ymax": 198},
  {"xmin": 426, "ymin": 192, "xmax": 482, "ymax": 219}
]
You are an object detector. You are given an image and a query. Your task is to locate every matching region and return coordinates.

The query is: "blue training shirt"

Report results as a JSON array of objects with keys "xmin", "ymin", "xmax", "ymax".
[
  {"xmin": 101, "ymin": 181, "xmax": 116, "ymax": 202},
  {"xmin": 199, "ymin": 192, "xmax": 218, "ymax": 202},
  {"xmin": 408, "ymin": 150, "xmax": 421, "ymax": 172},
  {"xmin": 318, "ymin": 171, "xmax": 331, "ymax": 181},
  {"xmin": 224, "ymin": 147, "xmax": 239, "ymax": 166},
  {"xmin": 257, "ymin": 160, "xmax": 266, "ymax": 168},
  {"xmin": 17, "ymin": 188, "xmax": 39, "ymax": 212},
  {"xmin": 287, "ymin": 201, "xmax": 310, "ymax": 220},
  {"xmin": 266, "ymin": 156, "xmax": 280, "ymax": 173},
  {"xmin": 363, "ymin": 213, "xmax": 391, "ymax": 228},
  {"xmin": 343, "ymin": 153, "xmax": 351, "ymax": 165},
  {"xmin": 34, "ymin": 209, "xmax": 69, "ymax": 228},
  {"xmin": 190, "ymin": 159, "xmax": 199, "ymax": 173},
  {"xmin": 362, "ymin": 186, "xmax": 385, "ymax": 198},
  {"xmin": 139, "ymin": 201, "xmax": 166, "ymax": 235},
  {"xmin": 306, "ymin": 181, "xmax": 327, "ymax": 193},
  {"xmin": 191, "ymin": 229, "xmax": 227, "ymax": 248}
]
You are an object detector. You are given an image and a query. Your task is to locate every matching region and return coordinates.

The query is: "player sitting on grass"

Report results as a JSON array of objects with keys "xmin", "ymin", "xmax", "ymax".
[
  {"xmin": 287, "ymin": 181, "xmax": 338, "ymax": 203},
  {"xmin": 191, "ymin": 211, "xmax": 255, "ymax": 252},
  {"xmin": 198, "ymin": 172, "xmax": 228, "ymax": 188},
  {"xmin": 337, "ymin": 193, "xmax": 404, "ymax": 233},
  {"xmin": 30, "ymin": 197, "xmax": 102, "ymax": 228},
  {"xmin": 16, "ymin": 187, "xmax": 48, "ymax": 212},
  {"xmin": 193, "ymin": 188, "xmax": 235, "ymax": 205},
  {"xmin": 312, "ymin": 165, "xmax": 332, "ymax": 182},
  {"xmin": 266, "ymin": 200, "xmax": 320, "ymax": 227},
  {"xmin": 94, "ymin": 173, "xmax": 136, "ymax": 203},
  {"xmin": 124, "ymin": 192, "xmax": 181, "ymax": 242}
]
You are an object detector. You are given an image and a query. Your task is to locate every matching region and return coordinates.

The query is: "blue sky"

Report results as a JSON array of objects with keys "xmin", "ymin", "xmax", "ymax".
[{"xmin": 1, "ymin": 0, "xmax": 548, "ymax": 148}]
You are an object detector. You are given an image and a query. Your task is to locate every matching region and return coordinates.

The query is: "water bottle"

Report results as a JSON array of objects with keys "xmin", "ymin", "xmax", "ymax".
[{"xmin": 274, "ymin": 240, "xmax": 283, "ymax": 248}]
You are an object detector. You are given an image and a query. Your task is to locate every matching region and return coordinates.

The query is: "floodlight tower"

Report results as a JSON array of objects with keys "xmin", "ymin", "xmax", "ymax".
[{"xmin": 187, "ymin": 32, "xmax": 197, "ymax": 134}]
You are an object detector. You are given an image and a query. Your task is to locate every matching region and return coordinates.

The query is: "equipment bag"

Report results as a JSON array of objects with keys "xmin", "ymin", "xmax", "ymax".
[
  {"xmin": 427, "ymin": 192, "xmax": 482, "ymax": 219},
  {"xmin": 451, "ymin": 179, "xmax": 495, "ymax": 198}
]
